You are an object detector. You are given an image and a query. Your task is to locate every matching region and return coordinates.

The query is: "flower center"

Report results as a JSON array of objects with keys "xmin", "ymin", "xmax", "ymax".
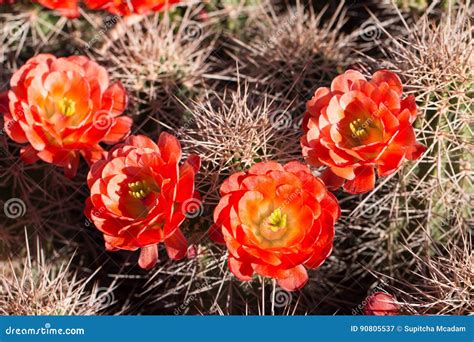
[
  {"xmin": 58, "ymin": 97, "xmax": 76, "ymax": 117},
  {"xmin": 264, "ymin": 208, "xmax": 287, "ymax": 232},
  {"xmin": 349, "ymin": 118, "xmax": 371, "ymax": 140},
  {"xmin": 128, "ymin": 180, "xmax": 151, "ymax": 200}
]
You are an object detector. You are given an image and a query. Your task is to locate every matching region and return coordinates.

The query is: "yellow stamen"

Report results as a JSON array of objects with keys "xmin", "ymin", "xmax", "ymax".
[
  {"xmin": 128, "ymin": 180, "xmax": 151, "ymax": 200},
  {"xmin": 58, "ymin": 97, "xmax": 76, "ymax": 117},
  {"xmin": 265, "ymin": 208, "xmax": 287, "ymax": 232},
  {"xmin": 349, "ymin": 118, "xmax": 370, "ymax": 140}
]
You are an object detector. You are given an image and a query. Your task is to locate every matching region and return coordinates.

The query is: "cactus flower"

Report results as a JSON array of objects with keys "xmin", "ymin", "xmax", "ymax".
[
  {"xmin": 301, "ymin": 70, "xmax": 426, "ymax": 194},
  {"xmin": 210, "ymin": 161, "xmax": 340, "ymax": 291}
]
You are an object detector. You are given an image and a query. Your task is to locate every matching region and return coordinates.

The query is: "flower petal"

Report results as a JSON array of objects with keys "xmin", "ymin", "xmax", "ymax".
[
  {"xmin": 276, "ymin": 265, "xmax": 308, "ymax": 291},
  {"xmin": 138, "ymin": 244, "xmax": 159, "ymax": 270},
  {"xmin": 164, "ymin": 228, "xmax": 188, "ymax": 260},
  {"xmin": 343, "ymin": 165, "xmax": 375, "ymax": 194},
  {"xmin": 229, "ymin": 256, "xmax": 254, "ymax": 281}
]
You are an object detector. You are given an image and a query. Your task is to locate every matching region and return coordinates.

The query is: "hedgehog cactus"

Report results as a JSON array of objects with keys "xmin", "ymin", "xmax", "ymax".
[
  {"xmin": 372, "ymin": 5, "xmax": 473, "ymax": 313},
  {"xmin": 389, "ymin": 6, "xmax": 472, "ymax": 242},
  {"xmin": 0, "ymin": 0, "xmax": 472, "ymax": 316}
]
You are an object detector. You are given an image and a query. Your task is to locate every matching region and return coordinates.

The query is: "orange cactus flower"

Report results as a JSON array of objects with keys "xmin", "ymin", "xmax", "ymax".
[
  {"xmin": 3, "ymin": 54, "xmax": 132, "ymax": 177},
  {"xmin": 36, "ymin": 0, "xmax": 80, "ymax": 18},
  {"xmin": 84, "ymin": 0, "xmax": 180, "ymax": 16},
  {"xmin": 301, "ymin": 70, "xmax": 426, "ymax": 194},
  {"xmin": 0, "ymin": 0, "xmax": 78, "ymax": 17},
  {"xmin": 210, "ymin": 161, "xmax": 340, "ymax": 291},
  {"xmin": 85, "ymin": 133, "xmax": 200, "ymax": 270},
  {"xmin": 363, "ymin": 292, "xmax": 400, "ymax": 315}
]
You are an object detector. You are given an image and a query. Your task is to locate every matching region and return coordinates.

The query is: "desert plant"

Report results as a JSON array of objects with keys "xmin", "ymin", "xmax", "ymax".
[
  {"xmin": 169, "ymin": 83, "xmax": 302, "ymax": 212},
  {"xmin": 340, "ymin": 2, "xmax": 472, "ymax": 313},
  {"xmin": 96, "ymin": 8, "xmax": 216, "ymax": 125},
  {"xmin": 228, "ymin": 1, "xmax": 356, "ymax": 104},
  {"xmin": 0, "ymin": 234, "xmax": 117, "ymax": 315}
]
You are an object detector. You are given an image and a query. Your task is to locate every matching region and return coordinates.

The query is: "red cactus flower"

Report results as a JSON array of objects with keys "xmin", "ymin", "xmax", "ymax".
[
  {"xmin": 84, "ymin": 0, "xmax": 180, "ymax": 16},
  {"xmin": 85, "ymin": 133, "xmax": 200, "ymax": 270},
  {"xmin": 36, "ymin": 0, "xmax": 80, "ymax": 18},
  {"xmin": 210, "ymin": 161, "xmax": 340, "ymax": 291},
  {"xmin": 0, "ymin": 0, "xmax": 78, "ymax": 17},
  {"xmin": 363, "ymin": 292, "xmax": 400, "ymax": 315},
  {"xmin": 301, "ymin": 70, "xmax": 426, "ymax": 194},
  {"xmin": 3, "ymin": 54, "xmax": 131, "ymax": 177}
]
